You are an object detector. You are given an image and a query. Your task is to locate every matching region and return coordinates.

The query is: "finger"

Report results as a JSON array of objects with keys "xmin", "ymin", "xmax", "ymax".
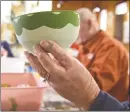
[
  {"xmin": 48, "ymin": 53, "xmax": 61, "ymax": 66},
  {"xmin": 40, "ymin": 40, "xmax": 72, "ymax": 69},
  {"xmin": 24, "ymin": 51, "xmax": 47, "ymax": 78},
  {"xmin": 33, "ymin": 44, "xmax": 65, "ymax": 75}
]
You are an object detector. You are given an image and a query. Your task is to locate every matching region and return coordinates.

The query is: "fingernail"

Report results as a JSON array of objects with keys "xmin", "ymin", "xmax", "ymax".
[
  {"xmin": 33, "ymin": 44, "xmax": 39, "ymax": 53},
  {"xmin": 33, "ymin": 44, "xmax": 37, "ymax": 50},
  {"xmin": 40, "ymin": 40, "xmax": 49, "ymax": 48},
  {"xmin": 24, "ymin": 51, "xmax": 29, "ymax": 57}
]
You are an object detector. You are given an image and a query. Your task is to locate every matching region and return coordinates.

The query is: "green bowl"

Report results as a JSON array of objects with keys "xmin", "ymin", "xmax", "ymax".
[{"xmin": 12, "ymin": 11, "xmax": 80, "ymax": 53}]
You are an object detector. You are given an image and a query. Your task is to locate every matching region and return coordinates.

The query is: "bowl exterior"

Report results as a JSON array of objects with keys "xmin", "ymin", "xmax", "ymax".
[{"xmin": 12, "ymin": 11, "xmax": 80, "ymax": 53}]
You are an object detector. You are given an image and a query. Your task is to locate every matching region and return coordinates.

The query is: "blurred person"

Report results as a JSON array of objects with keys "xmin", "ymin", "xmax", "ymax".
[
  {"xmin": 71, "ymin": 8, "xmax": 129, "ymax": 101},
  {"xmin": 1, "ymin": 47, "xmax": 8, "ymax": 57},
  {"xmin": 24, "ymin": 40, "xmax": 129, "ymax": 111},
  {"xmin": 1, "ymin": 40, "xmax": 14, "ymax": 57}
]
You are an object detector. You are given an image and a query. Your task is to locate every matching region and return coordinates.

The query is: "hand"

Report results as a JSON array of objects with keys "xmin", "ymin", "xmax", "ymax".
[
  {"xmin": 1, "ymin": 47, "xmax": 8, "ymax": 57},
  {"xmin": 25, "ymin": 40, "xmax": 100, "ymax": 110}
]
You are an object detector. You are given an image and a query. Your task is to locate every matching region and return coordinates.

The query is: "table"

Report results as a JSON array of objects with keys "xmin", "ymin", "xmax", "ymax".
[{"xmin": 41, "ymin": 87, "xmax": 79, "ymax": 111}]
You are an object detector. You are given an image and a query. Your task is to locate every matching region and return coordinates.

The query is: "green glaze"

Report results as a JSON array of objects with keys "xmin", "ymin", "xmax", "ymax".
[{"xmin": 12, "ymin": 11, "xmax": 80, "ymax": 36}]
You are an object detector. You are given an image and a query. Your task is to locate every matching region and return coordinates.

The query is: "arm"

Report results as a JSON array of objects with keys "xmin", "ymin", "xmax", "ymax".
[{"xmin": 90, "ymin": 91, "xmax": 129, "ymax": 111}]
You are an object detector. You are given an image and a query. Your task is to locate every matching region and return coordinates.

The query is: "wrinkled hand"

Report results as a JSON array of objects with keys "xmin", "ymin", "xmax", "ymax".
[{"xmin": 25, "ymin": 40, "xmax": 100, "ymax": 110}]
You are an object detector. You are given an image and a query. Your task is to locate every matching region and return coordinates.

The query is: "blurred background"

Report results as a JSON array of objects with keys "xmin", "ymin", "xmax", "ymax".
[{"xmin": 1, "ymin": 0, "xmax": 129, "ymax": 110}]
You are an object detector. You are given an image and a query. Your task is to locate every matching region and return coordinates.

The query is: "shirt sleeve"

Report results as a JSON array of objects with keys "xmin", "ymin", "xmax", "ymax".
[{"xmin": 90, "ymin": 91, "xmax": 129, "ymax": 111}]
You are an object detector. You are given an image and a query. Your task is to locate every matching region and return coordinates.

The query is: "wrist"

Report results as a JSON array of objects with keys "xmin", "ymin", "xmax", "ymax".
[
  {"xmin": 79, "ymin": 77, "xmax": 100, "ymax": 110},
  {"xmin": 82, "ymin": 87, "xmax": 100, "ymax": 110}
]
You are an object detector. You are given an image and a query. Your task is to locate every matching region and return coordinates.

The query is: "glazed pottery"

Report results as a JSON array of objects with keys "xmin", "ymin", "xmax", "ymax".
[{"xmin": 12, "ymin": 11, "xmax": 80, "ymax": 53}]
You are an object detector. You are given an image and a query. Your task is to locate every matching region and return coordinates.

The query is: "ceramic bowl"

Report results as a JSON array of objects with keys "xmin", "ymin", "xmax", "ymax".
[{"xmin": 12, "ymin": 11, "xmax": 80, "ymax": 53}]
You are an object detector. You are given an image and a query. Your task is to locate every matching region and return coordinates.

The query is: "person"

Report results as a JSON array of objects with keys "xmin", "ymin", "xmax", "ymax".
[
  {"xmin": 71, "ymin": 8, "xmax": 129, "ymax": 101},
  {"xmin": 1, "ymin": 41, "xmax": 14, "ymax": 57},
  {"xmin": 24, "ymin": 40, "xmax": 129, "ymax": 111},
  {"xmin": 1, "ymin": 46, "xmax": 8, "ymax": 57}
]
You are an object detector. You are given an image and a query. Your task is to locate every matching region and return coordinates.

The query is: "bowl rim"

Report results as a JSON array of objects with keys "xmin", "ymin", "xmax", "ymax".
[{"xmin": 12, "ymin": 10, "xmax": 79, "ymax": 20}]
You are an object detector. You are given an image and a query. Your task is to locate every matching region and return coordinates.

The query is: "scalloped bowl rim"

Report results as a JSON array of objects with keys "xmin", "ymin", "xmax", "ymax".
[{"xmin": 12, "ymin": 10, "xmax": 79, "ymax": 20}]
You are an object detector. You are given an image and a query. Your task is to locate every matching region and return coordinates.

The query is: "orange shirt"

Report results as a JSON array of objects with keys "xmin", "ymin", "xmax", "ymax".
[{"xmin": 72, "ymin": 30, "xmax": 129, "ymax": 102}]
